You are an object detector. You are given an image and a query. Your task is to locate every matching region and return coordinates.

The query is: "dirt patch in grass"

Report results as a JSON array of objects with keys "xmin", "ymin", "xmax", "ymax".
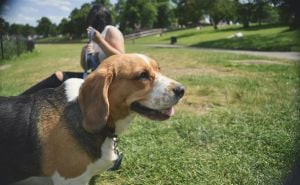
[
  {"xmin": 0, "ymin": 64, "xmax": 11, "ymax": 70},
  {"xmin": 162, "ymin": 67, "xmax": 240, "ymax": 77},
  {"xmin": 178, "ymin": 101, "xmax": 213, "ymax": 115},
  {"xmin": 178, "ymin": 93, "xmax": 228, "ymax": 115},
  {"xmin": 231, "ymin": 59, "xmax": 291, "ymax": 65}
]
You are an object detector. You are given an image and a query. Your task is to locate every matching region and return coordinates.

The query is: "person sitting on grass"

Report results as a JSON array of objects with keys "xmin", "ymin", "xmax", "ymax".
[{"xmin": 21, "ymin": 4, "xmax": 125, "ymax": 95}]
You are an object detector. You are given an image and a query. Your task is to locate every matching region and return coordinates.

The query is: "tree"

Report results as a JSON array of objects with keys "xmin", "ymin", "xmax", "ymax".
[
  {"xmin": 234, "ymin": 0, "xmax": 282, "ymax": 28},
  {"xmin": 9, "ymin": 23, "xmax": 24, "ymax": 35},
  {"xmin": 22, "ymin": 24, "xmax": 36, "ymax": 36},
  {"xmin": 0, "ymin": 17, "xmax": 9, "ymax": 34},
  {"xmin": 268, "ymin": 0, "xmax": 282, "ymax": 7},
  {"xmin": 205, "ymin": 0, "xmax": 235, "ymax": 29},
  {"xmin": 277, "ymin": 0, "xmax": 300, "ymax": 28},
  {"xmin": 68, "ymin": 3, "xmax": 91, "ymax": 38},
  {"xmin": 49, "ymin": 23, "xmax": 58, "ymax": 36},
  {"xmin": 2, "ymin": 20, "xmax": 35, "ymax": 36},
  {"xmin": 154, "ymin": 0, "xmax": 175, "ymax": 28},
  {"xmin": 174, "ymin": 0, "xmax": 204, "ymax": 26},
  {"xmin": 119, "ymin": 0, "xmax": 157, "ymax": 33},
  {"xmin": 36, "ymin": 17, "xmax": 54, "ymax": 37},
  {"xmin": 92, "ymin": 0, "xmax": 112, "ymax": 8},
  {"xmin": 140, "ymin": 1, "xmax": 157, "ymax": 29},
  {"xmin": 235, "ymin": 0, "xmax": 256, "ymax": 28},
  {"xmin": 253, "ymin": 0, "xmax": 278, "ymax": 25},
  {"xmin": 58, "ymin": 18, "xmax": 71, "ymax": 36},
  {"xmin": 114, "ymin": 0, "xmax": 126, "ymax": 27}
]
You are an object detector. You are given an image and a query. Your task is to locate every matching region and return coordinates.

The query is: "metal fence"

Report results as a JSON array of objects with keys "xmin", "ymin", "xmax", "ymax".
[
  {"xmin": 125, "ymin": 28, "xmax": 165, "ymax": 40},
  {"xmin": 0, "ymin": 34, "xmax": 29, "ymax": 60}
]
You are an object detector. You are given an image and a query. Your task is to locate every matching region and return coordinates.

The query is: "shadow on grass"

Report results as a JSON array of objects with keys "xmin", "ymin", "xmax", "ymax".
[
  {"xmin": 218, "ymin": 23, "xmax": 286, "ymax": 32},
  {"xmin": 284, "ymin": 123, "xmax": 300, "ymax": 185},
  {"xmin": 284, "ymin": 155, "xmax": 300, "ymax": 185},
  {"xmin": 163, "ymin": 24, "xmax": 287, "ymax": 42},
  {"xmin": 161, "ymin": 31, "xmax": 206, "ymax": 42},
  {"xmin": 191, "ymin": 32, "xmax": 300, "ymax": 51},
  {"xmin": 161, "ymin": 26, "xmax": 215, "ymax": 42}
]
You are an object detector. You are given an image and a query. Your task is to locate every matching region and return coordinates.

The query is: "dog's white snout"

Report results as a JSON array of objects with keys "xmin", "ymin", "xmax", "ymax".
[{"xmin": 139, "ymin": 74, "xmax": 184, "ymax": 110}]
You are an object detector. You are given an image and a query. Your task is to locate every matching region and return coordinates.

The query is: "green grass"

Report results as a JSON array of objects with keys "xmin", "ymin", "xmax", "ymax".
[
  {"xmin": 0, "ymin": 44, "xmax": 83, "ymax": 95},
  {"xmin": 35, "ymin": 36, "xmax": 87, "ymax": 43},
  {"xmin": 0, "ymin": 44, "xmax": 299, "ymax": 184},
  {"xmin": 132, "ymin": 24, "xmax": 300, "ymax": 51}
]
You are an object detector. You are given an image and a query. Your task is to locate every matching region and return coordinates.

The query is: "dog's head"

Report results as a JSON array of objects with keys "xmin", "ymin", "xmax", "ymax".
[{"xmin": 79, "ymin": 54, "xmax": 184, "ymax": 133}]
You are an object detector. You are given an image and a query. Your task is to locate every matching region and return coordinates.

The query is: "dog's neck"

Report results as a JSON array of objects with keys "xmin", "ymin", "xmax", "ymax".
[
  {"xmin": 63, "ymin": 100, "xmax": 104, "ymax": 159},
  {"xmin": 63, "ymin": 100, "xmax": 133, "ymax": 159}
]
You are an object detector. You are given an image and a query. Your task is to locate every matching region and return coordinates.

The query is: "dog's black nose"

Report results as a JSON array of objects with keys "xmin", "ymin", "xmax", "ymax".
[{"xmin": 173, "ymin": 85, "xmax": 185, "ymax": 99}]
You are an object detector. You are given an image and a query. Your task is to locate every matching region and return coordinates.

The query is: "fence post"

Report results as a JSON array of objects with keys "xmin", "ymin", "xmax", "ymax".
[
  {"xmin": 0, "ymin": 34, "xmax": 4, "ymax": 60},
  {"xmin": 16, "ymin": 35, "xmax": 19, "ymax": 56}
]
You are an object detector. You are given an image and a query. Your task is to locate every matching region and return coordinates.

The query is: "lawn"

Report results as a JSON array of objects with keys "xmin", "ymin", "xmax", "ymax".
[
  {"xmin": 133, "ymin": 24, "xmax": 300, "ymax": 51},
  {"xmin": 0, "ymin": 43, "xmax": 299, "ymax": 185}
]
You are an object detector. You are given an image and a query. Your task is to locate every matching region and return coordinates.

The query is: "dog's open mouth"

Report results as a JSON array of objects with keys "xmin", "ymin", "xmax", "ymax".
[{"xmin": 130, "ymin": 102, "xmax": 174, "ymax": 121}]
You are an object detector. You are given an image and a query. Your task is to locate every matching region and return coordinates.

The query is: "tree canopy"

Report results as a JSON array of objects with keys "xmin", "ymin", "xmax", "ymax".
[
  {"xmin": 36, "ymin": 17, "xmax": 57, "ymax": 37},
  {"xmin": 1, "ymin": 0, "xmax": 298, "ymax": 37}
]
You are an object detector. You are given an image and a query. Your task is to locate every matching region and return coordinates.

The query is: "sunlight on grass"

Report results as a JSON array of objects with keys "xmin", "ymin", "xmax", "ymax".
[
  {"xmin": 131, "ymin": 24, "xmax": 300, "ymax": 51},
  {"xmin": 0, "ymin": 44, "xmax": 83, "ymax": 95}
]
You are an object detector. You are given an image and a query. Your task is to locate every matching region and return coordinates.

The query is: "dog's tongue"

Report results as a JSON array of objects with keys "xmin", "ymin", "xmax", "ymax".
[{"xmin": 160, "ymin": 107, "xmax": 174, "ymax": 116}]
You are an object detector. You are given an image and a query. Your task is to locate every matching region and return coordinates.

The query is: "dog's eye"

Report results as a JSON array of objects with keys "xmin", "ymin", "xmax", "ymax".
[{"xmin": 136, "ymin": 71, "xmax": 150, "ymax": 81}]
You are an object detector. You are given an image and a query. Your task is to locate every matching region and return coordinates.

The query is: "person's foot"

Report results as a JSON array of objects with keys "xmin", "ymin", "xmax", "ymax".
[{"xmin": 55, "ymin": 71, "xmax": 64, "ymax": 81}]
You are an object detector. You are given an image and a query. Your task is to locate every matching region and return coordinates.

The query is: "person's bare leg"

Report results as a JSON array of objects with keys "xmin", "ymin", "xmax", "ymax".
[{"xmin": 55, "ymin": 71, "xmax": 64, "ymax": 81}]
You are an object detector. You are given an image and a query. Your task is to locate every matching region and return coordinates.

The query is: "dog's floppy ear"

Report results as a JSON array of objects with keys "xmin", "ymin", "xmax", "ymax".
[{"xmin": 79, "ymin": 68, "xmax": 113, "ymax": 133}]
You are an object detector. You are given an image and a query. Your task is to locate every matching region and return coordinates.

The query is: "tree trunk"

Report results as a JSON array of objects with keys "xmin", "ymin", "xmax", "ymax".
[
  {"xmin": 210, "ymin": 18, "xmax": 218, "ymax": 30},
  {"xmin": 214, "ymin": 24, "xmax": 218, "ymax": 30},
  {"xmin": 291, "ymin": 9, "xmax": 300, "ymax": 29},
  {"xmin": 243, "ymin": 21, "xmax": 250, "ymax": 28}
]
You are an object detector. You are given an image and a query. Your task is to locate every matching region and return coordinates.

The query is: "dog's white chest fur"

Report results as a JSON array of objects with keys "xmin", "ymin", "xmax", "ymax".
[{"xmin": 51, "ymin": 138, "xmax": 118, "ymax": 185}]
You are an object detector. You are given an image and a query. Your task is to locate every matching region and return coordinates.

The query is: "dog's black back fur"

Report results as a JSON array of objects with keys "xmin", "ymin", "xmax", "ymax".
[{"xmin": 0, "ymin": 93, "xmax": 43, "ymax": 184}]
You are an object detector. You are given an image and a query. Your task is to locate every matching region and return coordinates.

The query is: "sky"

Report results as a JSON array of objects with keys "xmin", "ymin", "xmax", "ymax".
[{"xmin": 0, "ymin": 0, "xmax": 118, "ymax": 26}]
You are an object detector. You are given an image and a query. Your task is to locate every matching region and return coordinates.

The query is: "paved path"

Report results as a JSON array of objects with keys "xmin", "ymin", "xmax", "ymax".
[{"xmin": 145, "ymin": 44, "xmax": 300, "ymax": 61}]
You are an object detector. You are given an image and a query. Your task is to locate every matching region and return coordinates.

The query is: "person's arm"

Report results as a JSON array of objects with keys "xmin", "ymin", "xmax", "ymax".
[
  {"xmin": 88, "ymin": 27, "xmax": 125, "ymax": 56},
  {"xmin": 80, "ymin": 46, "xmax": 86, "ymax": 69}
]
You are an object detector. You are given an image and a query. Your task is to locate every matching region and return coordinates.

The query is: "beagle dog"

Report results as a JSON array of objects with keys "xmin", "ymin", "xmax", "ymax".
[{"xmin": 0, "ymin": 53, "xmax": 184, "ymax": 185}]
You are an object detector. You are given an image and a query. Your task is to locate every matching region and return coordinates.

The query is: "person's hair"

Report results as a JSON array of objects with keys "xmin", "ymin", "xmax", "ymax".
[{"xmin": 87, "ymin": 4, "xmax": 112, "ymax": 33}]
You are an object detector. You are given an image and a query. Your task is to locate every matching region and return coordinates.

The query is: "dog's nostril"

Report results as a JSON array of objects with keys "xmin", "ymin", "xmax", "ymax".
[{"xmin": 173, "ymin": 85, "xmax": 185, "ymax": 98}]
